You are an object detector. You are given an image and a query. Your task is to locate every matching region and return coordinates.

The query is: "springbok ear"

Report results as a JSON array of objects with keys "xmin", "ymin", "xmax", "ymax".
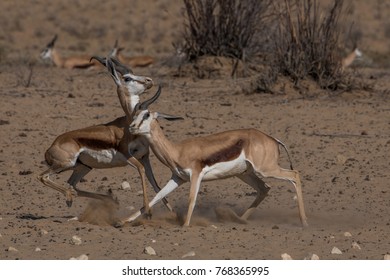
[{"xmin": 156, "ymin": 112, "xmax": 184, "ymax": 121}]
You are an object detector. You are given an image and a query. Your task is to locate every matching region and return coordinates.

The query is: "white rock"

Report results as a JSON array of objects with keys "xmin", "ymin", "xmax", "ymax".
[
  {"xmin": 351, "ymin": 242, "xmax": 361, "ymax": 250},
  {"xmin": 68, "ymin": 217, "xmax": 78, "ymax": 221},
  {"xmin": 210, "ymin": 225, "xmax": 218, "ymax": 229},
  {"xmin": 121, "ymin": 181, "xmax": 131, "ymax": 190},
  {"xmin": 144, "ymin": 246, "xmax": 156, "ymax": 256},
  {"xmin": 182, "ymin": 251, "xmax": 196, "ymax": 259},
  {"xmin": 126, "ymin": 206, "xmax": 135, "ymax": 211},
  {"xmin": 39, "ymin": 229, "xmax": 48, "ymax": 236},
  {"xmin": 331, "ymin": 247, "xmax": 343, "ymax": 255},
  {"xmin": 71, "ymin": 235, "xmax": 82, "ymax": 245},
  {"xmin": 174, "ymin": 243, "xmax": 179, "ymax": 246},
  {"xmin": 384, "ymin": 255, "xmax": 390, "ymax": 260},
  {"xmin": 35, "ymin": 247, "xmax": 41, "ymax": 252},
  {"xmin": 336, "ymin": 154, "xmax": 348, "ymax": 165},
  {"xmin": 151, "ymin": 239, "xmax": 157, "ymax": 243},
  {"xmin": 70, "ymin": 254, "xmax": 89, "ymax": 260},
  {"xmin": 281, "ymin": 253, "xmax": 293, "ymax": 260},
  {"xmin": 8, "ymin": 246, "xmax": 18, "ymax": 252},
  {"xmin": 343, "ymin": 232, "xmax": 352, "ymax": 237},
  {"xmin": 305, "ymin": 253, "xmax": 320, "ymax": 260}
]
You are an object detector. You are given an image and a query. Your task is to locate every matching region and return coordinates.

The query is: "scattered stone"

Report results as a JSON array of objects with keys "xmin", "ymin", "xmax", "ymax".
[
  {"xmin": 71, "ymin": 235, "xmax": 82, "ymax": 245},
  {"xmin": 331, "ymin": 247, "xmax": 343, "ymax": 255},
  {"xmin": 70, "ymin": 254, "xmax": 89, "ymax": 260},
  {"xmin": 384, "ymin": 255, "xmax": 390, "ymax": 260},
  {"xmin": 182, "ymin": 251, "xmax": 196, "ymax": 259},
  {"xmin": 304, "ymin": 253, "xmax": 320, "ymax": 260},
  {"xmin": 35, "ymin": 247, "xmax": 41, "ymax": 252},
  {"xmin": 126, "ymin": 205, "xmax": 135, "ymax": 211},
  {"xmin": 144, "ymin": 246, "xmax": 156, "ymax": 256},
  {"xmin": 39, "ymin": 229, "xmax": 48, "ymax": 236},
  {"xmin": 151, "ymin": 239, "xmax": 157, "ymax": 243},
  {"xmin": 281, "ymin": 253, "xmax": 293, "ymax": 260},
  {"xmin": 344, "ymin": 232, "xmax": 352, "ymax": 237},
  {"xmin": 210, "ymin": 225, "xmax": 218, "ymax": 229},
  {"xmin": 7, "ymin": 246, "xmax": 18, "ymax": 252},
  {"xmin": 336, "ymin": 154, "xmax": 348, "ymax": 165},
  {"xmin": 121, "ymin": 181, "xmax": 131, "ymax": 190},
  {"xmin": 351, "ymin": 242, "xmax": 361, "ymax": 250},
  {"xmin": 174, "ymin": 243, "xmax": 179, "ymax": 246},
  {"xmin": 68, "ymin": 217, "xmax": 78, "ymax": 221}
]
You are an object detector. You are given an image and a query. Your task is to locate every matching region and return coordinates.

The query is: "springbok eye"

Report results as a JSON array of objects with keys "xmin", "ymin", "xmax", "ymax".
[
  {"xmin": 124, "ymin": 76, "xmax": 133, "ymax": 82},
  {"xmin": 143, "ymin": 112, "xmax": 150, "ymax": 120}
]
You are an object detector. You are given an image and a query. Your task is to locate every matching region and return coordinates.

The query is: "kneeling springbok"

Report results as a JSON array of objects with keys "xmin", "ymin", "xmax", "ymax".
[
  {"xmin": 109, "ymin": 40, "xmax": 154, "ymax": 68},
  {"xmin": 123, "ymin": 88, "xmax": 308, "ymax": 227},
  {"xmin": 40, "ymin": 35, "xmax": 102, "ymax": 69},
  {"xmin": 37, "ymin": 57, "xmax": 171, "ymax": 216}
]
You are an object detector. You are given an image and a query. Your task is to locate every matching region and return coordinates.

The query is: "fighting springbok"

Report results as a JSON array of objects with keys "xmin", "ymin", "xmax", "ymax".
[
  {"xmin": 40, "ymin": 35, "xmax": 102, "ymax": 69},
  {"xmin": 109, "ymin": 40, "xmax": 154, "ymax": 68},
  {"xmin": 37, "ymin": 57, "xmax": 172, "ymax": 216},
  {"xmin": 121, "ymin": 88, "xmax": 308, "ymax": 227}
]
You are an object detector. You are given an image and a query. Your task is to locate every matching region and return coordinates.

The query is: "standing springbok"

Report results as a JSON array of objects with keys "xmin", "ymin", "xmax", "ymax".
[
  {"xmin": 109, "ymin": 40, "xmax": 154, "ymax": 68},
  {"xmin": 40, "ymin": 35, "xmax": 102, "ymax": 70},
  {"xmin": 122, "ymin": 88, "xmax": 308, "ymax": 227},
  {"xmin": 37, "ymin": 57, "xmax": 172, "ymax": 216}
]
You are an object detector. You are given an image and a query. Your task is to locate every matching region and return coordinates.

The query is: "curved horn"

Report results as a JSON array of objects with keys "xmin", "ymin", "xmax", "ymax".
[
  {"xmin": 140, "ymin": 85, "xmax": 162, "ymax": 110},
  {"xmin": 90, "ymin": 55, "xmax": 106, "ymax": 65},
  {"xmin": 110, "ymin": 56, "xmax": 134, "ymax": 74},
  {"xmin": 47, "ymin": 34, "xmax": 58, "ymax": 48}
]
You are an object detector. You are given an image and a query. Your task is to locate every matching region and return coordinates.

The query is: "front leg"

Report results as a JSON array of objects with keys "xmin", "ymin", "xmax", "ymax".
[
  {"xmin": 127, "ymin": 157, "xmax": 151, "ymax": 219},
  {"xmin": 184, "ymin": 170, "xmax": 203, "ymax": 227}
]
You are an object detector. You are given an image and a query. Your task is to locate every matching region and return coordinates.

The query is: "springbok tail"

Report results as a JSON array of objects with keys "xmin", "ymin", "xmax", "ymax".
[{"xmin": 274, "ymin": 138, "xmax": 294, "ymax": 170}]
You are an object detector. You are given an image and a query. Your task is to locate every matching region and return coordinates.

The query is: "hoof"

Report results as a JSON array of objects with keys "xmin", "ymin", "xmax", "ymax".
[
  {"xmin": 114, "ymin": 221, "xmax": 125, "ymax": 228},
  {"xmin": 66, "ymin": 199, "xmax": 73, "ymax": 208}
]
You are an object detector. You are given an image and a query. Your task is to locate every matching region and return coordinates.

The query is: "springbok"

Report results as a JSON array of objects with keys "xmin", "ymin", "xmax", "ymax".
[
  {"xmin": 109, "ymin": 40, "xmax": 154, "ymax": 68},
  {"xmin": 121, "ymin": 88, "xmax": 308, "ymax": 227},
  {"xmin": 37, "ymin": 57, "xmax": 172, "ymax": 216},
  {"xmin": 341, "ymin": 47, "xmax": 363, "ymax": 70},
  {"xmin": 40, "ymin": 35, "xmax": 102, "ymax": 69}
]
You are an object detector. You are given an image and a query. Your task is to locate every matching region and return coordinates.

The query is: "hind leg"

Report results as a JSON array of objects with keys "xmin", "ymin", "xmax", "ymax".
[
  {"xmin": 262, "ymin": 167, "xmax": 308, "ymax": 227},
  {"xmin": 237, "ymin": 171, "xmax": 270, "ymax": 220}
]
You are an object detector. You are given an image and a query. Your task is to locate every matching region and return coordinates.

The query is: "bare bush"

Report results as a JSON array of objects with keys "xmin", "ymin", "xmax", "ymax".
[
  {"xmin": 272, "ymin": 0, "xmax": 351, "ymax": 90},
  {"xmin": 182, "ymin": 0, "xmax": 271, "ymax": 63}
]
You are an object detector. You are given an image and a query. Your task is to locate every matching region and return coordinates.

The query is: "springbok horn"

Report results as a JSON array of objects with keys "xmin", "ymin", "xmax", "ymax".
[
  {"xmin": 90, "ymin": 55, "xmax": 133, "ymax": 75},
  {"xmin": 47, "ymin": 34, "xmax": 58, "ymax": 48},
  {"xmin": 139, "ymin": 85, "xmax": 162, "ymax": 110}
]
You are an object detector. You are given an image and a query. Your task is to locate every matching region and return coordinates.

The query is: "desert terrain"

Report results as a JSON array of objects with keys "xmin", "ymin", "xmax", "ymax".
[{"xmin": 0, "ymin": 0, "xmax": 389, "ymax": 260}]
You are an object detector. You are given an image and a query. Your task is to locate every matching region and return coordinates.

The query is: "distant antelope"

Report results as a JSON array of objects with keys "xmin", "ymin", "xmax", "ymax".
[
  {"xmin": 121, "ymin": 88, "xmax": 308, "ymax": 227},
  {"xmin": 40, "ymin": 35, "xmax": 102, "ymax": 70},
  {"xmin": 109, "ymin": 39, "xmax": 154, "ymax": 68},
  {"xmin": 341, "ymin": 47, "xmax": 363, "ymax": 70},
  {"xmin": 37, "ymin": 57, "xmax": 172, "ymax": 215}
]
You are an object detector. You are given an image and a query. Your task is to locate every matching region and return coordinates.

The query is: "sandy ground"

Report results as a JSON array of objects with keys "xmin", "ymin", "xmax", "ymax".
[{"xmin": 0, "ymin": 0, "xmax": 389, "ymax": 260}]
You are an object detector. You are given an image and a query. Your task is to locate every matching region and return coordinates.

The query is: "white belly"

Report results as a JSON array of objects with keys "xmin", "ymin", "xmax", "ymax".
[
  {"xmin": 78, "ymin": 148, "xmax": 127, "ymax": 168},
  {"xmin": 202, "ymin": 152, "xmax": 248, "ymax": 180}
]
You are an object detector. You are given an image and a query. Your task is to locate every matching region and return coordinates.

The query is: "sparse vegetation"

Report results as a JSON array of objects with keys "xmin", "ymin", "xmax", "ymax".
[{"xmin": 182, "ymin": 0, "xmax": 271, "ymax": 62}]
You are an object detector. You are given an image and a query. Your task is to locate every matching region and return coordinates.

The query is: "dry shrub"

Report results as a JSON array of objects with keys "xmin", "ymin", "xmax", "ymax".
[
  {"xmin": 273, "ymin": 0, "xmax": 351, "ymax": 90},
  {"xmin": 182, "ymin": 0, "xmax": 271, "ymax": 64}
]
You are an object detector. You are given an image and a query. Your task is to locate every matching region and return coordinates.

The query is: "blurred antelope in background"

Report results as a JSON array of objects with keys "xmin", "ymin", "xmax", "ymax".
[
  {"xmin": 341, "ymin": 47, "xmax": 363, "ymax": 70},
  {"xmin": 109, "ymin": 39, "xmax": 154, "ymax": 68},
  {"xmin": 40, "ymin": 35, "xmax": 102, "ymax": 69},
  {"xmin": 121, "ymin": 88, "xmax": 308, "ymax": 227}
]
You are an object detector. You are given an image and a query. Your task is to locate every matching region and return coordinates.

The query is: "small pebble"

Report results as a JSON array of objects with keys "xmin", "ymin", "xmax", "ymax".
[
  {"xmin": 182, "ymin": 251, "xmax": 196, "ymax": 259},
  {"xmin": 8, "ymin": 246, "xmax": 18, "ymax": 252},
  {"xmin": 144, "ymin": 246, "xmax": 156, "ymax": 256},
  {"xmin": 39, "ymin": 229, "xmax": 48, "ymax": 236},
  {"xmin": 71, "ymin": 235, "xmax": 82, "ymax": 245},
  {"xmin": 351, "ymin": 242, "xmax": 361, "ymax": 250},
  {"xmin": 331, "ymin": 247, "xmax": 343, "ymax": 255},
  {"xmin": 281, "ymin": 253, "xmax": 293, "ymax": 260},
  {"xmin": 344, "ymin": 232, "xmax": 352, "ymax": 237},
  {"xmin": 121, "ymin": 181, "xmax": 131, "ymax": 190},
  {"xmin": 70, "ymin": 254, "xmax": 89, "ymax": 260},
  {"xmin": 35, "ymin": 247, "xmax": 41, "ymax": 252}
]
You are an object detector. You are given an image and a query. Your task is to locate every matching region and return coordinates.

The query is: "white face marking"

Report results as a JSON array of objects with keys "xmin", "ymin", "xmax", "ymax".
[
  {"xmin": 40, "ymin": 48, "xmax": 52, "ymax": 60},
  {"xmin": 129, "ymin": 110, "xmax": 152, "ymax": 136},
  {"xmin": 123, "ymin": 74, "xmax": 152, "ymax": 95},
  {"xmin": 78, "ymin": 148, "xmax": 127, "ymax": 168}
]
